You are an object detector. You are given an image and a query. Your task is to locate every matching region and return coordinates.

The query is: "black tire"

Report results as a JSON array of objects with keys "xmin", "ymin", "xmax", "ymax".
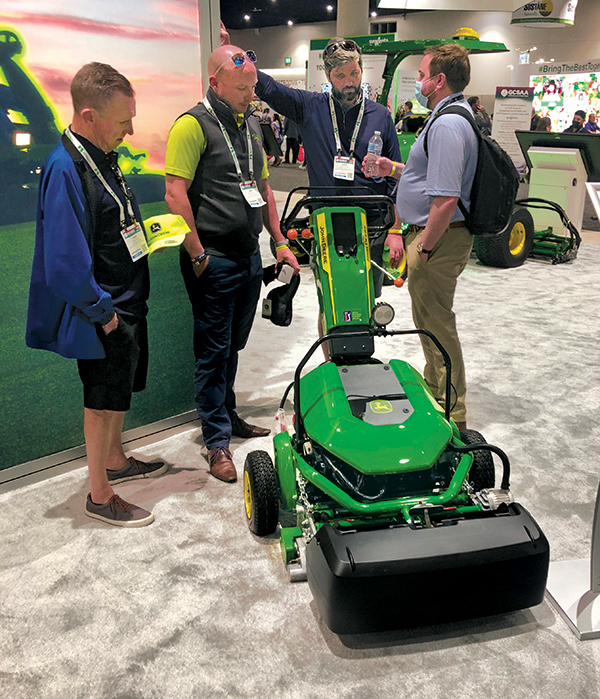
[
  {"xmin": 459, "ymin": 429, "xmax": 495, "ymax": 491},
  {"xmin": 270, "ymin": 236, "xmax": 311, "ymax": 265},
  {"xmin": 244, "ymin": 450, "xmax": 279, "ymax": 536},
  {"xmin": 473, "ymin": 207, "xmax": 534, "ymax": 268}
]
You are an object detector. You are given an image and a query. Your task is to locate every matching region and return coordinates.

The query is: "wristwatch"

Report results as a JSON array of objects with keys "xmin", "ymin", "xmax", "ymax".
[{"xmin": 416, "ymin": 242, "xmax": 433, "ymax": 255}]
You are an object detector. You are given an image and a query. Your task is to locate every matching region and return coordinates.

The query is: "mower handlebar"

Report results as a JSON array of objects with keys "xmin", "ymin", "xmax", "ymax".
[{"xmin": 280, "ymin": 187, "xmax": 396, "ymax": 238}]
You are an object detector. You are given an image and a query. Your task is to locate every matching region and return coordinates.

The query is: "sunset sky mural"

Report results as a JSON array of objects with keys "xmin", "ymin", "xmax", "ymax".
[{"xmin": 0, "ymin": 0, "xmax": 203, "ymax": 170}]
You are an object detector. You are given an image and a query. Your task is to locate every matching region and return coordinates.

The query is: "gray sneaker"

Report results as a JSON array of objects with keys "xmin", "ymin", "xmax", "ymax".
[
  {"xmin": 106, "ymin": 456, "xmax": 167, "ymax": 485},
  {"xmin": 85, "ymin": 493, "xmax": 155, "ymax": 527}
]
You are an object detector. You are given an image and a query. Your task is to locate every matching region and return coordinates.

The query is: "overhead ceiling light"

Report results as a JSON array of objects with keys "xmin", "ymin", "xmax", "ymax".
[
  {"xmin": 371, "ymin": 11, "xmax": 377, "ymax": 17},
  {"xmin": 327, "ymin": 4, "xmax": 333, "ymax": 11},
  {"xmin": 287, "ymin": 20, "xmax": 293, "ymax": 25},
  {"xmin": 244, "ymin": 15, "xmax": 250, "ymax": 21}
]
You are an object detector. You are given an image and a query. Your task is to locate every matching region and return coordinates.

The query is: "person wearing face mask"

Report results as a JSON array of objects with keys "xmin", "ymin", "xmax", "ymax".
[
  {"xmin": 363, "ymin": 44, "xmax": 477, "ymax": 431},
  {"xmin": 562, "ymin": 110, "xmax": 587, "ymax": 134},
  {"xmin": 253, "ymin": 37, "xmax": 402, "ymax": 298},
  {"xmin": 164, "ymin": 45, "xmax": 299, "ymax": 483}
]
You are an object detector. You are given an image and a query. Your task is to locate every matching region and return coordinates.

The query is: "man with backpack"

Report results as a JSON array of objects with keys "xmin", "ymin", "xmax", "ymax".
[{"xmin": 364, "ymin": 44, "xmax": 477, "ymax": 430}]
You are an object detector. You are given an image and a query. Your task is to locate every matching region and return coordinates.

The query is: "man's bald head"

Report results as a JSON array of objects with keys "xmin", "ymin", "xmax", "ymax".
[{"xmin": 208, "ymin": 45, "xmax": 257, "ymax": 115}]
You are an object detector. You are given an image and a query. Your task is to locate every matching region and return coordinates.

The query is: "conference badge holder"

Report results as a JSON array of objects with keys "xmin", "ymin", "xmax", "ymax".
[
  {"xmin": 121, "ymin": 221, "xmax": 149, "ymax": 262},
  {"xmin": 240, "ymin": 181, "xmax": 265, "ymax": 208},
  {"xmin": 333, "ymin": 156, "xmax": 355, "ymax": 181}
]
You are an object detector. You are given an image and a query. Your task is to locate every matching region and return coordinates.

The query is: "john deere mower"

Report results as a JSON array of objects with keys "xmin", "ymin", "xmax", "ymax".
[{"xmin": 244, "ymin": 189, "xmax": 549, "ymax": 634}]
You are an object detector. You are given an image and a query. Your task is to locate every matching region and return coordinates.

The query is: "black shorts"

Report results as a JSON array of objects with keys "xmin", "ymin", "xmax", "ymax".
[{"xmin": 77, "ymin": 315, "xmax": 148, "ymax": 412}]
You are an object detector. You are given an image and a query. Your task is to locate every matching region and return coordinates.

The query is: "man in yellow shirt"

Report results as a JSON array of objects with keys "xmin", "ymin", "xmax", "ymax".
[{"xmin": 165, "ymin": 44, "xmax": 298, "ymax": 483}]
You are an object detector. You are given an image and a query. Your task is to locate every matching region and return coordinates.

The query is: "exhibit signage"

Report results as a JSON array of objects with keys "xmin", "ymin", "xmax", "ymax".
[
  {"xmin": 511, "ymin": 0, "xmax": 578, "ymax": 27},
  {"xmin": 491, "ymin": 86, "xmax": 535, "ymax": 172}
]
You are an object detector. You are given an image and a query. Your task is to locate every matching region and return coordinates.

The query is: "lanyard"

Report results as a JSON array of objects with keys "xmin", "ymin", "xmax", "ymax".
[
  {"xmin": 203, "ymin": 97, "xmax": 255, "ymax": 182},
  {"xmin": 328, "ymin": 93, "xmax": 365, "ymax": 158},
  {"xmin": 65, "ymin": 127, "xmax": 136, "ymax": 229}
]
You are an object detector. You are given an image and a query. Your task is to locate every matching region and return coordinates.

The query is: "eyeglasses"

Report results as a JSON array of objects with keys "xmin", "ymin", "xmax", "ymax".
[
  {"xmin": 323, "ymin": 40, "xmax": 361, "ymax": 58},
  {"xmin": 215, "ymin": 50, "xmax": 257, "ymax": 75}
]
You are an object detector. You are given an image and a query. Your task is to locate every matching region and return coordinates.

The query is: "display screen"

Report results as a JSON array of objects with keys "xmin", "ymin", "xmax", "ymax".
[{"xmin": 531, "ymin": 72, "xmax": 600, "ymax": 132}]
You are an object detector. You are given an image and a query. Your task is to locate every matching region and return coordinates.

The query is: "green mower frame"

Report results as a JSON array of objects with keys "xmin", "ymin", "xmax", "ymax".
[{"xmin": 244, "ymin": 189, "xmax": 549, "ymax": 633}]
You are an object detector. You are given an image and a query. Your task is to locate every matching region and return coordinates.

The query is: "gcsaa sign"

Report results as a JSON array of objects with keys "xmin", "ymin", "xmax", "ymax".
[{"xmin": 511, "ymin": 0, "xmax": 578, "ymax": 27}]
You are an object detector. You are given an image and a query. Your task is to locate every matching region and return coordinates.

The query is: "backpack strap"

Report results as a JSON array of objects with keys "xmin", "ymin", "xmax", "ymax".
[
  {"xmin": 422, "ymin": 103, "xmax": 481, "ymax": 221},
  {"xmin": 61, "ymin": 132, "xmax": 100, "ymax": 265}
]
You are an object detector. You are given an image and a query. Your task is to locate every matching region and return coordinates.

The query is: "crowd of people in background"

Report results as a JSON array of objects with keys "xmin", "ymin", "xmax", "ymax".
[{"xmin": 531, "ymin": 108, "xmax": 599, "ymax": 134}]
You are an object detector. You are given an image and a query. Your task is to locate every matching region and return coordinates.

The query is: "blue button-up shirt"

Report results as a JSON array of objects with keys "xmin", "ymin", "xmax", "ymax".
[{"xmin": 396, "ymin": 93, "xmax": 478, "ymax": 227}]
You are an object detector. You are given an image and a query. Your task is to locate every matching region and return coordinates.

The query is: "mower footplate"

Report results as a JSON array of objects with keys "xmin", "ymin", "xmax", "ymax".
[{"xmin": 306, "ymin": 503, "xmax": 549, "ymax": 634}]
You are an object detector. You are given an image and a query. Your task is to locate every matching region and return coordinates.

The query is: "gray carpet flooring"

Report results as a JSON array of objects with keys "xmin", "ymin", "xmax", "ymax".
[{"xmin": 1, "ymin": 211, "xmax": 600, "ymax": 698}]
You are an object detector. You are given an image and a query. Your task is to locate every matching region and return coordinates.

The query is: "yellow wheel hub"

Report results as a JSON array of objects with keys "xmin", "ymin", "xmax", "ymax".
[
  {"xmin": 244, "ymin": 471, "xmax": 252, "ymax": 520},
  {"xmin": 509, "ymin": 222, "xmax": 526, "ymax": 256}
]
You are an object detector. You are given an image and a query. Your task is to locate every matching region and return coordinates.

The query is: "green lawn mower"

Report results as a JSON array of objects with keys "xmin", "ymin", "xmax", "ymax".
[
  {"xmin": 244, "ymin": 189, "xmax": 549, "ymax": 634},
  {"xmin": 472, "ymin": 197, "xmax": 581, "ymax": 268}
]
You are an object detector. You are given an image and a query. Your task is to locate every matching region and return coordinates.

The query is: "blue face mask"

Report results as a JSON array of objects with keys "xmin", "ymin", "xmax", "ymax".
[{"xmin": 414, "ymin": 74, "xmax": 438, "ymax": 108}]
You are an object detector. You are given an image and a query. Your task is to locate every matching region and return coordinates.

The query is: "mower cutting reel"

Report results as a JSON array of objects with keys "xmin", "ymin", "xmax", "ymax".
[
  {"xmin": 245, "ymin": 189, "xmax": 549, "ymax": 634},
  {"xmin": 473, "ymin": 198, "xmax": 581, "ymax": 268}
]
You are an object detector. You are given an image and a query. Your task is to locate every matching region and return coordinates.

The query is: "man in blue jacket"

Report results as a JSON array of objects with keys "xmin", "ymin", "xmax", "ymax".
[
  {"xmin": 26, "ymin": 63, "xmax": 166, "ymax": 527},
  {"xmin": 254, "ymin": 37, "xmax": 403, "ymax": 296}
]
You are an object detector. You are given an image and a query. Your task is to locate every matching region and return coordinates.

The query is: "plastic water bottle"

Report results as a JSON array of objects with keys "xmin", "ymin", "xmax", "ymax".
[{"xmin": 365, "ymin": 131, "xmax": 383, "ymax": 177}]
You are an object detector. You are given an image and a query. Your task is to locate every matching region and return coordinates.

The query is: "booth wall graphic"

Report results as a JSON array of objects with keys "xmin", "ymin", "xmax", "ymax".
[{"xmin": 0, "ymin": 1, "xmax": 204, "ymax": 470}]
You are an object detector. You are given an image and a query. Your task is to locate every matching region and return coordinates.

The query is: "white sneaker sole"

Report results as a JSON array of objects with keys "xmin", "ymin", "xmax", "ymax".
[{"xmin": 85, "ymin": 509, "xmax": 155, "ymax": 527}]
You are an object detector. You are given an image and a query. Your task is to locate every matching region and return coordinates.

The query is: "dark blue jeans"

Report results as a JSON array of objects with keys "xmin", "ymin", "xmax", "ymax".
[{"xmin": 180, "ymin": 250, "xmax": 263, "ymax": 449}]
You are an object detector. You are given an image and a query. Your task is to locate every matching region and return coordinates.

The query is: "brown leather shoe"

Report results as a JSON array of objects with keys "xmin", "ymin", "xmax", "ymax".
[
  {"xmin": 454, "ymin": 421, "xmax": 467, "ymax": 432},
  {"xmin": 229, "ymin": 412, "xmax": 270, "ymax": 439},
  {"xmin": 208, "ymin": 447, "xmax": 237, "ymax": 482}
]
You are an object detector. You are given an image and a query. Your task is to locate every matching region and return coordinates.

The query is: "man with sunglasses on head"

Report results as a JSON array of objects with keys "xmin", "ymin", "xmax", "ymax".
[
  {"xmin": 164, "ymin": 45, "xmax": 299, "ymax": 484},
  {"xmin": 254, "ymin": 37, "xmax": 402, "ymax": 297}
]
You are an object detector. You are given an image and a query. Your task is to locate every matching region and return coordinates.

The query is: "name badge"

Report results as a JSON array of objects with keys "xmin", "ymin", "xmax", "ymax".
[
  {"xmin": 333, "ymin": 156, "xmax": 355, "ymax": 181},
  {"xmin": 240, "ymin": 181, "xmax": 266, "ymax": 208},
  {"xmin": 121, "ymin": 221, "xmax": 149, "ymax": 262}
]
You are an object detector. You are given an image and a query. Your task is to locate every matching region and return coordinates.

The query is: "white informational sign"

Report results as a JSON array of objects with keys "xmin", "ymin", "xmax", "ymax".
[
  {"xmin": 491, "ymin": 86, "xmax": 535, "ymax": 172},
  {"xmin": 511, "ymin": 0, "xmax": 578, "ymax": 27}
]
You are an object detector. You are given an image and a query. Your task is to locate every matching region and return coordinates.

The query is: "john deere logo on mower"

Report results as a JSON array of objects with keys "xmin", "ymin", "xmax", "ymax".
[{"xmin": 370, "ymin": 400, "xmax": 393, "ymax": 414}]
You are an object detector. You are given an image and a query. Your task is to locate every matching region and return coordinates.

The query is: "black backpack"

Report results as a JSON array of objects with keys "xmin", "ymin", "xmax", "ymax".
[{"xmin": 423, "ymin": 104, "xmax": 520, "ymax": 235}]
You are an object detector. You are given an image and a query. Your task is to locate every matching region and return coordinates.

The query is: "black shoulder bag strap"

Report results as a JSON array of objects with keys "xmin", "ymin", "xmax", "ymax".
[{"xmin": 422, "ymin": 101, "xmax": 481, "ymax": 221}]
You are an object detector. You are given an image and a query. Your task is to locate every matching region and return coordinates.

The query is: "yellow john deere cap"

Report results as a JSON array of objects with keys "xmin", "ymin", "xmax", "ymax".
[{"xmin": 143, "ymin": 213, "xmax": 191, "ymax": 254}]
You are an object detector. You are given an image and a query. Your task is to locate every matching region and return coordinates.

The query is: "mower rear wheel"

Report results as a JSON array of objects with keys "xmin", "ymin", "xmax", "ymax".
[
  {"xmin": 472, "ymin": 207, "xmax": 534, "ymax": 268},
  {"xmin": 244, "ymin": 450, "xmax": 279, "ymax": 536},
  {"xmin": 460, "ymin": 429, "xmax": 495, "ymax": 491}
]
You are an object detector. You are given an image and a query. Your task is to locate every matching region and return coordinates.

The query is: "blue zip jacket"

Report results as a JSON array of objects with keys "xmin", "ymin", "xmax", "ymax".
[
  {"xmin": 255, "ymin": 70, "xmax": 401, "ymax": 195},
  {"xmin": 26, "ymin": 141, "xmax": 115, "ymax": 359}
]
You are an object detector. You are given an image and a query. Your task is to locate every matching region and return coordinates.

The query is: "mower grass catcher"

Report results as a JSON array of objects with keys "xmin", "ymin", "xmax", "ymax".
[{"xmin": 244, "ymin": 189, "xmax": 549, "ymax": 634}]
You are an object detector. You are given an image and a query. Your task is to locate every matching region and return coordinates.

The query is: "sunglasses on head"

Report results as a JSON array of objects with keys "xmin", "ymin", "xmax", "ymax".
[
  {"xmin": 323, "ymin": 40, "xmax": 361, "ymax": 58},
  {"xmin": 215, "ymin": 50, "xmax": 257, "ymax": 74}
]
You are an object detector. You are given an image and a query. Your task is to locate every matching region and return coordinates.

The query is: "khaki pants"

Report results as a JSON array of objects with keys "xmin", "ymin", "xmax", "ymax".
[{"xmin": 405, "ymin": 225, "xmax": 473, "ymax": 423}]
